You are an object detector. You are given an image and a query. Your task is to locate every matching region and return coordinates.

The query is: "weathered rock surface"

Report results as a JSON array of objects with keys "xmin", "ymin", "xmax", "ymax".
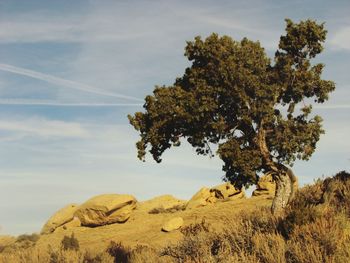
[
  {"xmin": 186, "ymin": 187, "xmax": 214, "ymax": 209},
  {"xmin": 211, "ymin": 182, "xmax": 243, "ymax": 200},
  {"xmin": 74, "ymin": 194, "xmax": 137, "ymax": 227},
  {"xmin": 41, "ymin": 204, "xmax": 79, "ymax": 234},
  {"xmin": 252, "ymin": 173, "xmax": 275, "ymax": 197},
  {"xmin": 162, "ymin": 217, "xmax": 184, "ymax": 232},
  {"xmin": 226, "ymin": 190, "xmax": 245, "ymax": 200},
  {"xmin": 186, "ymin": 183, "xmax": 245, "ymax": 209},
  {"xmin": 55, "ymin": 217, "xmax": 81, "ymax": 232},
  {"xmin": 138, "ymin": 195, "xmax": 186, "ymax": 213}
]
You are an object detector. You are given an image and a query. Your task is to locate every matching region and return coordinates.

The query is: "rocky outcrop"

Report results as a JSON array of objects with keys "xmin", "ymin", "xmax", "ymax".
[
  {"xmin": 74, "ymin": 194, "xmax": 137, "ymax": 227},
  {"xmin": 186, "ymin": 187, "xmax": 215, "ymax": 209},
  {"xmin": 252, "ymin": 173, "xmax": 275, "ymax": 198},
  {"xmin": 186, "ymin": 183, "xmax": 245, "ymax": 209},
  {"xmin": 138, "ymin": 195, "xmax": 186, "ymax": 213},
  {"xmin": 55, "ymin": 217, "xmax": 81, "ymax": 232},
  {"xmin": 211, "ymin": 182, "xmax": 244, "ymax": 200},
  {"xmin": 41, "ymin": 204, "xmax": 79, "ymax": 234},
  {"xmin": 226, "ymin": 190, "xmax": 245, "ymax": 200},
  {"xmin": 162, "ymin": 217, "xmax": 183, "ymax": 232}
]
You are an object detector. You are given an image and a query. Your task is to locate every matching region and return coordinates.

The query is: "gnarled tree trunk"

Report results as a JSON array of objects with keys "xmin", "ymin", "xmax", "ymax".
[
  {"xmin": 256, "ymin": 123, "xmax": 298, "ymax": 214},
  {"xmin": 271, "ymin": 167, "xmax": 297, "ymax": 214}
]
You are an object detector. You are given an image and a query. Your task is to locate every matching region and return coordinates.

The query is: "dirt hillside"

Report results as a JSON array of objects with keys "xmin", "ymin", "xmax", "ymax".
[{"xmin": 35, "ymin": 195, "xmax": 271, "ymax": 252}]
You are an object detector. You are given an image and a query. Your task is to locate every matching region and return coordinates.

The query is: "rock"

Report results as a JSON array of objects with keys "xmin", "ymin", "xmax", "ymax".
[
  {"xmin": 226, "ymin": 190, "xmax": 246, "ymax": 200},
  {"xmin": 211, "ymin": 182, "xmax": 241, "ymax": 199},
  {"xmin": 252, "ymin": 173, "xmax": 275, "ymax": 197},
  {"xmin": 55, "ymin": 217, "xmax": 81, "ymax": 232},
  {"xmin": 41, "ymin": 204, "xmax": 79, "ymax": 234},
  {"xmin": 252, "ymin": 172, "xmax": 299, "ymax": 199},
  {"xmin": 206, "ymin": 196, "xmax": 217, "ymax": 204},
  {"xmin": 186, "ymin": 187, "xmax": 212, "ymax": 209},
  {"xmin": 74, "ymin": 194, "xmax": 137, "ymax": 227},
  {"xmin": 162, "ymin": 217, "xmax": 184, "ymax": 232},
  {"xmin": 186, "ymin": 184, "xmax": 246, "ymax": 209},
  {"xmin": 138, "ymin": 195, "xmax": 186, "ymax": 213}
]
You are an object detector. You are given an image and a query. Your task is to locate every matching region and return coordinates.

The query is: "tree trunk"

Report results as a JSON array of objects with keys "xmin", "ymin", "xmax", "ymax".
[
  {"xmin": 271, "ymin": 167, "xmax": 297, "ymax": 215},
  {"xmin": 255, "ymin": 122, "xmax": 298, "ymax": 214}
]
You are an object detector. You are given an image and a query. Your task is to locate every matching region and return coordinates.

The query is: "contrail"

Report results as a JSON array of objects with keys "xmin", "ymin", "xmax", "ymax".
[
  {"xmin": 0, "ymin": 63, "xmax": 143, "ymax": 102},
  {"xmin": 0, "ymin": 98, "xmax": 143, "ymax": 107}
]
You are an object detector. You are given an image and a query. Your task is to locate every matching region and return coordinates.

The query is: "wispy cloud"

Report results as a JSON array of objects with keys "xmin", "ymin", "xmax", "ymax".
[
  {"xmin": 0, "ymin": 14, "xmax": 146, "ymax": 43},
  {"xmin": 0, "ymin": 118, "xmax": 90, "ymax": 138},
  {"xmin": 330, "ymin": 26, "xmax": 350, "ymax": 51},
  {"xmin": 0, "ymin": 63, "xmax": 143, "ymax": 102}
]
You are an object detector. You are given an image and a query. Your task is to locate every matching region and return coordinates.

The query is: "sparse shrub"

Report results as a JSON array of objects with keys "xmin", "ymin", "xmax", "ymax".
[
  {"xmin": 278, "ymin": 203, "xmax": 320, "ymax": 238},
  {"xmin": 0, "ymin": 233, "xmax": 40, "ymax": 252},
  {"xmin": 162, "ymin": 171, "xmax": 350, "ymax": 263},
  {"xmin": 180, "ymin": 218, "xmax": 210, "ymax": 236},
  {"xmin": 48, "ymin": 247, "xmax": 59, "ymax": 263},
  {"xmin": 106, "ymin": 241, "xmax": 130, "ymax": 263},
  {"xmin": 148, "ymin": 204, "xmax": 185, "ymax": 214},
  {"xmin": 82, "ymin": 250, "xmax": 106, "ymax": 263},
  {"xmin": 252, "ymin": 232, "xmax": 286, "ymax": 263},
  {"xmin": 0, "ymin": 244, "xmax": 114, "ymax": 263},
  {"xmin": 15, "ymin": 233, "xmax": 40, "ymax": 250},
  {"xmin": 128, "ymin": 245, "xmax": 170, "ymax": 263},
  {"xmin": 322, "ymin": 171, "xmax": 350, "ymax": 213},
  {"xmin": 60, "ymin": 233, "xmax": 80, "ymax": 251},
  {"xmin": 239, "ymin": 207, "xmax": 278, "ymax": 234},
  {"xmin": 162, "ymin": 219, "xmax": 232, "ymax": 262},
  {"xmin": 16, "ymin": 233, "xmax": 40, "ymax": 243}
]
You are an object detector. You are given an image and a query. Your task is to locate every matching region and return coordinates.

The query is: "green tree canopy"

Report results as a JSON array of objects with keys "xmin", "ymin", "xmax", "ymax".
[{"xmin": 128, "ymin": 19, "xmax": 335, "ymax": 213}]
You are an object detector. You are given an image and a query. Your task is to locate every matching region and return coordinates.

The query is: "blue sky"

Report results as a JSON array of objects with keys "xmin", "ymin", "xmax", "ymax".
[{"xmin": 0, "ymin": 0, "xmax": 349, "ymax": 235}]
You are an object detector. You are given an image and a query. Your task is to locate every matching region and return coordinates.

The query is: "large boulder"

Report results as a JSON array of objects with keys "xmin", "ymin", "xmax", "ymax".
[
  {"xmin": 74, "ymin": 194, "xmax": 137, "ymax": 227},
  {"xmin": 211, "ymin": 182, "xmax": 243, "ymax": 200},
  {"xmin": 252, "ymin": 172, "xmax": 299, "ymax": 199},
  {"xmin": 186, "ymin": 184, "xmax": 245, "ymax": 209},
  {"xmin": 55, "ymin": 217, "xmax": 81, "ymax": 232},
  {"xmin": 226, "ymin": 190, "xmax": 246, "ymax": 200},
  {"xmin": 252, "ymin": 173, "xmax": 275, "ymax": 197},
  {"xmin": 162, "ymin": 217, "xmax": 184, "ymax": 232},
  {"xmin": 186, "ymin": 187, "xmax": 215, "ymax": 209},
  {"xmin": 41, "ymin": 204, "xmax": 79, "ymax": 234}
]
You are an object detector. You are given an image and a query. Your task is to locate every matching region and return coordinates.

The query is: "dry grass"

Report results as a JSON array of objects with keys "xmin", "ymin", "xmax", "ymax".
[
  {"xmin": 159, "ymin": 171, "xmax": 350, "ymax": 263},
  {"xmin": 0, "ymin": 247, "xmax": 114, "ymax": 263},
  {"xmin": 1, "ymin": 171, "xmax": 350, "ymax": 263}
]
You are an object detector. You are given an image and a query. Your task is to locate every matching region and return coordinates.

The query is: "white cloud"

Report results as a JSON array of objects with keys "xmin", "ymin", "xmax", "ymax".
[
  {"xmin": 330, "ymin": 26, "xmax": 350, "ymax": 51},
  {"xmin": 0, "ymin": 118, "xmax": 90, "ymax": 138}
]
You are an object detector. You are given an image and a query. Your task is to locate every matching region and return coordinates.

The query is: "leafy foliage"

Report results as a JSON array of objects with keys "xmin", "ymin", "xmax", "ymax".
[{"xmin": 129, "ymin": 19, "xmax": 335, "ymax": 188}]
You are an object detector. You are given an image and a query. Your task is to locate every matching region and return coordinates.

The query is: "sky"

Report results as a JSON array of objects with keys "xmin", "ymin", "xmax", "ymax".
[{"xmin": 0, "ymin": 0, "xmax": 349, "ymax": 235}]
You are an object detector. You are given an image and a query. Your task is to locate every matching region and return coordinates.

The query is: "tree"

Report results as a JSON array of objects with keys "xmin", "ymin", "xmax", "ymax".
[{"xmin": 128, "ymin": 19, "xmax": 335, "ymax": 214}]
